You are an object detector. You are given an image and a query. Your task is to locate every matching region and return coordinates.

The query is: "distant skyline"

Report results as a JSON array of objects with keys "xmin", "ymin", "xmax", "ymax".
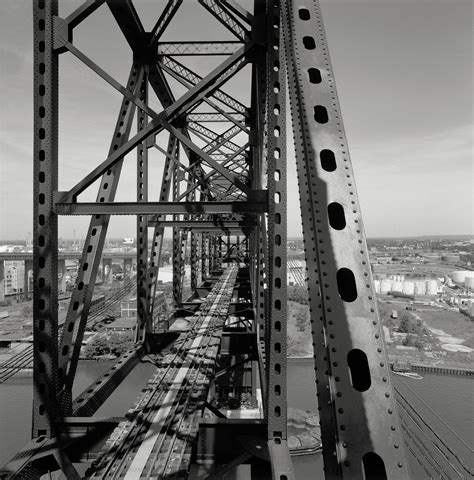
[{"xmin": 0, "ymin": 0, "xmax": 472, "ymax": 240}]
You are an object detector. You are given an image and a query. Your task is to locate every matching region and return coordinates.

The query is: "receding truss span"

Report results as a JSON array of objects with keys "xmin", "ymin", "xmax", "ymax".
[{"xmin": 1, "ymin": 1, "xmax": 410, "ymax": 479}]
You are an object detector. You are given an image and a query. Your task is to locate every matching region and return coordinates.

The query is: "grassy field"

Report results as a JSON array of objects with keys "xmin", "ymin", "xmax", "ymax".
[{"xmin": 415, "ymin": 308, "xmax": 474, "ymax": 348}]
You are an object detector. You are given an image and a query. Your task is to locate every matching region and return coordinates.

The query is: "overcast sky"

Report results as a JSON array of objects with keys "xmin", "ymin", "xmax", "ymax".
[{"xmin": 0, "ymin": 0, "xmax": 472, "ymax": 240}]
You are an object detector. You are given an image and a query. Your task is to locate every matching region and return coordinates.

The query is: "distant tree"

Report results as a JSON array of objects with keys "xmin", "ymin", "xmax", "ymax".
[
  {"xmin": 109, "ymin": 331, "xmax": 134, "ymax": 356},
  {"xmin": 414, "ymin": 339, "xmax": 424, "ymax": 350},
  {"xmin": 83, "ymin": 331, "xmax": 134, "ymax": 358},
  {"xmin": 402, "ymin": 334, "xmax": 416, "ymax": 347},
  {"xmin": 398, "ymin": 314, "xmax": 411, "ymax": 333},
  {"xmin": 83, "ymin": 334, "xmax": 109, "ymax": 358},
  {"xmin": 398, "ymin": 314, "xmax": 427, "ymax": 335}
]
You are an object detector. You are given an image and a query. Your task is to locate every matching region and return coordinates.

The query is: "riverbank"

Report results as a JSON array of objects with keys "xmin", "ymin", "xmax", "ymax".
[{"xmin": 289, "ymin": 355, "xmax": 474, "ymax": 376}]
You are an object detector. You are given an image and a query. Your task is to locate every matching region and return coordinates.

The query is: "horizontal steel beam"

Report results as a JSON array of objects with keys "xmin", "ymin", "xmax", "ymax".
[
  {"xmin": 187, "ymin": 112, "xmax": 246, "ymax": 122},
  {"xmin": 55, "ymin": 199, "xmax": 267, "ymax": 215},
  {"xmin": 72, "ymin": 347, "xmax": 144, "ymax": 417},
  {"xmin": 144, "ymin": 220, "xmax": 256, "ymax": 228},
  {"xmin": 158, "ymin": 41, "xmax": 242, "ymax": 55}
]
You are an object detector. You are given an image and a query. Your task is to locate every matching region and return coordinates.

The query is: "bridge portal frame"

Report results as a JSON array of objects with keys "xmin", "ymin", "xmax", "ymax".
[{"xmin": 12, "ymin": 0, "xmax": 409, "ymax": 479}]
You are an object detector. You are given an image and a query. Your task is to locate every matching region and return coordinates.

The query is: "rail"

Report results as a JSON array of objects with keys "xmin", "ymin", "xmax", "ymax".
[
  {"xmin": 87, "ymin": 267, "xmax": 237, "ymax": 479},
  {"xmin": 0, "ymin": 277, "xmax": 137, "ymax": 383}
]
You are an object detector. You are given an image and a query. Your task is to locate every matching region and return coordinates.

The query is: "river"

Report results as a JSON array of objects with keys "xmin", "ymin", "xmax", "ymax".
[{"xmin": 0, "ymin": 358, "xmax": 472, "ymax": 479}]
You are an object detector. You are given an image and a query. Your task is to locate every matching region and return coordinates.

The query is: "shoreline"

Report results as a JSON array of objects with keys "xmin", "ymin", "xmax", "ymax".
[{"xmin": 287, "ymin": 355, "xmax": 473, "ymax": 375}]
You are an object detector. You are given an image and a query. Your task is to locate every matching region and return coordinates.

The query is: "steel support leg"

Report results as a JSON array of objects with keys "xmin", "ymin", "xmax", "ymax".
[
  {"xmin": 32, "ymin": 0, "xmax": 59, "ymax": 439},
  {"xmin": 265, "ymin": 5, "xmax": 293, "ymax": 480},
  {"xmin": 136, "ymin": 72, "xmax": 149, "ymax": 343},
  {"xmin": 283, "ymin": 1, "xmax": 408, "ymax": 478}
]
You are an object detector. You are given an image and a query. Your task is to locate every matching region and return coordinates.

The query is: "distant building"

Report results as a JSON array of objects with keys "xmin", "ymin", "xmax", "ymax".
[
  {"xmin": 5, "ymin": 263, "xmax": 24, "ymax": 294},
  {"xmin": 121, "ymin": 298, "xmax": 137, "ymax": 318}
]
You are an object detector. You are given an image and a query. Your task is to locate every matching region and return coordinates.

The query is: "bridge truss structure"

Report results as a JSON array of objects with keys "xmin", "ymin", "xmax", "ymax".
[{"xmin": 3, "ymin": 1, "xmax": 409, "ymax": 479}]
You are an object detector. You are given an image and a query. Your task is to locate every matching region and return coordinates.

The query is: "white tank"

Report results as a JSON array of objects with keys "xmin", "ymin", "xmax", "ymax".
[
  {"xmin": 465, "ymin": 277, "xmax": 474, "ymax": 289},
  {"xmin": 380, "ymin": 280, "xmax": 392, "ymax": 294},
  {"xmin": 392, "ymin": 281, "xmax": 403, "ymax": 293},
  {"xmin": 452, "ymin": 271, "xmax": 470, "ymax": 283},
  {"xmin": 426, "ymin": 279, "xmax": 438, "ymax": 295},
  {"xmin": 414, "ymin": 281, "xmax": 426, "ymax": 295},
  {"xmin": 402, "ymin": 281, "xmax": 415, "ymax": 295},
  {"xmin": 373, "ymin": 279, "xmax": 381, "ymax": 293}
]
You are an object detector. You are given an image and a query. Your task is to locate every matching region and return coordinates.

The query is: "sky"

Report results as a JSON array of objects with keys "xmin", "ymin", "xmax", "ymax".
[{"xmin": 0, "ymin": 0, "xmax": 472, "ymax": 240}]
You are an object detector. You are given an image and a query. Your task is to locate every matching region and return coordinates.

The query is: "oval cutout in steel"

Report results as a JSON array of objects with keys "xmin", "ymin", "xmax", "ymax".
[
  {"xmin": 308, "ymin": 68, "xmax": 322, "ymax": 84},
  {"xmin": 347, "ymin": 349, "xmax": 371, "ymax": 392},
  {"xmin": 328, "ymin": 202, "xmax": 346, "ymax": 230},
  {"xmin": 303, "ymin": 36, "xmax": 316, "ymax": 50},
  {"xmin": 337, "ymin": 268, "xmax": 357, "ymax": 302},
  {"xmin": 299, "ymin": 8, "xmax": 310, "ymax": 20},
  {"xmin": 320, "ymin": 149, "xmax": 337, "ymax": 171},
  {"xmin": 362, "ymin": 452, "xmax": 388, "ymax": 480},
  {"xmin": 313, "ymin": 105, "xmax": 328, "ymax": 123}
]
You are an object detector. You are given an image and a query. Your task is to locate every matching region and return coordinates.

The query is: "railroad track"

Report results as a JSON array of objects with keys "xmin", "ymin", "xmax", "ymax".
[
  {"xmin": 88, "ymin": 267, "xmax": 237, "ymax": 479},
  {"xmin": 0, "ymin": 277, "xmax": 137, "ymax": 384}
]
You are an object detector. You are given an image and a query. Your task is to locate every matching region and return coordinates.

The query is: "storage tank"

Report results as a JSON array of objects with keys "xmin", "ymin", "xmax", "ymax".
[
  {"xmin": 373, "ymin": 280, "xmax": 381, "ymax": 293},
  {"xmin": 426, "ymin": 279, "xmax": 438, "ymax": 295},
  {"xmin": 465, "ymin": 277, "xmax": 474, "ymax": 289},
  {"xmin": 452, "ymin": 271, "xmax": 469, "ymax": 283},
  {"xmin": 441, "ymin": 254, "xmax": 460, "ymax": 263},
  {"xmin": 464, "ymin": 271, "xmax": 474, "ymax": 281},
  {"xmin": 402, "ymin": 281, "xmax": 415, "ymax": 296},
  {"xmin": 392, "ymin": 281, "xmax": 403, "ymax": 293},
  {"xmin": 414, "ymin": 281, "xmax": 426, "ymax": 295},
  {"xmin": 380, "ymin": 280, "xmax": 392, "ymax": 294}
]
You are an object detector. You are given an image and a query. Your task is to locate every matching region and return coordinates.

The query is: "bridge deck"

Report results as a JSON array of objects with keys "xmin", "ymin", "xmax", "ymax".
[{"xmin": 88, "ymin": 267, "xmax": 238, "ymax": 479}]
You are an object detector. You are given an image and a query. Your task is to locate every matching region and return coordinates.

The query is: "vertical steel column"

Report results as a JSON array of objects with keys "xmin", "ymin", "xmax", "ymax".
[
  {"xmin": 136, "ymin": 73, "xmax": 149, "ymax": 343},
  {"xmin": 147, "ymin": 135, "xmax": 176, "ymax": 324},
  {"xmin": 32, "ymin": 0, "xmax": 59, "ymax": 438},
  {"xmin": 266, "ymin": 0, "xmax": 289, "ymax": 445},
  {"xmin": 283, "ymin": 1, "xmax": 408, "ymax": 478},
  {"xmin": 190, "ymin": 232, "xmax": 198, "ymax": 292},
  {"xmin": 172, "ymin": 151, "xmax": 182, "ymax": 307},
  {"xmin": 201, "ymin": 234, "xmax": 208, "ymax": 279}
]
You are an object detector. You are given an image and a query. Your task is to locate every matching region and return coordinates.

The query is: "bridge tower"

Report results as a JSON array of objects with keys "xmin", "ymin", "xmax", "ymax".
[{"xmin": 4, "ymin": 1, "xmax": 408, "ymax": 478}]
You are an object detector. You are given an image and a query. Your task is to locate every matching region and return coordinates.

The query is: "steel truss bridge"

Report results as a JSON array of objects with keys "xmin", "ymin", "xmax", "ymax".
[{"xmin": 2, "ymin": 0, "xmax": 440, "ymax": 478}]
